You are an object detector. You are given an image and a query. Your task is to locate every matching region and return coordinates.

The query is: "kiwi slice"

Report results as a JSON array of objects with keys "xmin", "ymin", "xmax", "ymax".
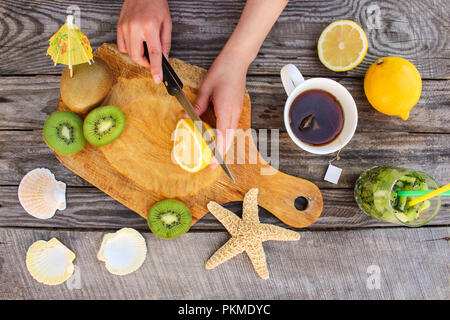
[
  {"xmin": 43, "ymin": 111, "xmax": 86, "ymax": 155},
  {"xmin": 83, "ymin": 105, "xmax": 126, "ymax": 146},
  {"xmin": 148, "ymin": 200, "xmax": 192, "ymax": 239}
]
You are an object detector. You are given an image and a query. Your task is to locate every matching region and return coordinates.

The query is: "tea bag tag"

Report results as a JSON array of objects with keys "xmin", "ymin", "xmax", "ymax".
[
  {"xmin": 324, "ymin": 149, "xmax": 342, "ymax": 184},
  {"xmin": 324, "ymin": 163, "xmax": 342, "ymax": 184}
]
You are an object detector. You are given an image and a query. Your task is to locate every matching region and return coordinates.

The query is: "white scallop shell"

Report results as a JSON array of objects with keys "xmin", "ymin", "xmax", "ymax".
[
  {"xmin": 97, "ymin": 228, "xmax": 147, "ymax": 276},
  {"xmin": 26, "ymin": 238, "xmax": 76, "ymax": 285},
  {"xmin": 18, "ymin": 168, "xmax": 66, "ymax": 219}
]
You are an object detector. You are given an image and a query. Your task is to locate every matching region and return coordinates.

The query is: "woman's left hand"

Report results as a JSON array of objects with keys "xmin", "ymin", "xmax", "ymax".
[{"xmin": 192, "ymin": 50, "xmax": 250, "ymax": 168}]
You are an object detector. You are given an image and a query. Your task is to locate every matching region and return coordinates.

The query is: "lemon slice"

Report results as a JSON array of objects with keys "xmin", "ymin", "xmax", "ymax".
[
  {"xmin": 318, "ymin": 20, "xmax": 368, "ymax": 72},
  {"xmin": 172, "ymin": 118, "xmax": 213, "ymax": 173}
]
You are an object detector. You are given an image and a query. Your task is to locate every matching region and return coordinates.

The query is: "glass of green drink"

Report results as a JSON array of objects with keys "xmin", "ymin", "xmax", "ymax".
[{"xmin": 354, "ymin": 166, "xmax": 441, "ymax": 227}]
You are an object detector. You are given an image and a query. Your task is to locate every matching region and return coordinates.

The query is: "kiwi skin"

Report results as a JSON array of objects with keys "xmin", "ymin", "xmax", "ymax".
[
  {"xmin": 43, "ymin": 111, "xmax": 86, "ymax": 155},
  {"xmin": 83, "ymin": 105, "xmax": 126, "ymax": 147},
  {"xmin": 60, "ymin": 58, "xmax": 113, "ymax": 115},
  {"xmin": 148, "ymin": 199, "xmax": 192, "ymax": 239}
]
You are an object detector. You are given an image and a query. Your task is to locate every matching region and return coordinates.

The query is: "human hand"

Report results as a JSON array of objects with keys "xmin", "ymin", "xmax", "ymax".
[
  {"xmin": 188, "ymin": 0, "xmax": 287, "ymax": 169},
  {"xmin": 192, "ymin": 50, "xmax": 250, "ymax": 168},
  {"xmin": 117, "ymin": 0, "xmax": 172, "ymax": 83}
]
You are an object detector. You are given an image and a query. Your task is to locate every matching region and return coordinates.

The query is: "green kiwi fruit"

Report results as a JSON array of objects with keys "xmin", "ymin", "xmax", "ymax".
[
  {"xmin": 148, "ymin": 200, "xmax": 192, "ymax": 239},
  {"xmin": 83, "ymin": 105, "xmax": 126, "ymax": 146},
  {"xmin": 43, "ymin": 111, "xmax": 86, "ymax": 155},
  {"xmin": 60, "ymin": 58, "xmax": 113, "ymax": 115}
]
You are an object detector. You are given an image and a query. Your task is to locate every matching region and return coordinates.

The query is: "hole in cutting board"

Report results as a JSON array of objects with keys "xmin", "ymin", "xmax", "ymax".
[{"xmin": 294, "ymin": 196, "xmax": 308, "ymax": 211}]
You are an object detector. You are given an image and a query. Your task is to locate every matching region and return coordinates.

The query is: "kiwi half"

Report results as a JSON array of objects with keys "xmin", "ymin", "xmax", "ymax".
[
  {"xmin": 83, "ymin": 105, "xmax": 126, "ymax": 146},
  {"xmin": 43, "ymin": 111, "xmax": 86, "ymax": 155},
  {"xmin": 148, "ymin": 200, "xmax": 192, "ymax": 239}
]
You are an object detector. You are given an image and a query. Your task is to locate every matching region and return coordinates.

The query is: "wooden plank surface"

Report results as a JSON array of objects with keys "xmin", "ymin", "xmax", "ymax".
[
  {"xmin": 0, "ymin": 0, "xmax": 448, "ymax": 79},
  {"xmin": 0, "ymin": 227, "xmax": 448, "ymax": 299},
  {"xmin": 1, "ymin": 76, "xmax": 449, "ymax": 133},
  {"xmin": 0, "ymin": 0, "xmax": 449, "ymax": 300},
  {"xmin": 1, "ymin": 130, "xmax": 448, "ymax": 189},
  {"xmin": 0, "ymin": 186, "xmax": 448, "ymax": 231},
  {"xmin": 0, "ymin": 76, "xmax": 449, "ymax": 193},
  {"xmin": 0, "ymin": 73, "xmax": 448, "ymax": 229}
]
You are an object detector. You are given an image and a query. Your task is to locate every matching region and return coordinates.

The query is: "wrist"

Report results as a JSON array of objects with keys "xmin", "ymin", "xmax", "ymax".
[{"xmin": 219, "ymin": 41, "xmax": 257, "ymax": 69}]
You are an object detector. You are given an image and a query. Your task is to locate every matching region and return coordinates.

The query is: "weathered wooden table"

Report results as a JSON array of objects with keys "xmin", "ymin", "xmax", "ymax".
[{"xmin": 0, "ymin": 0, "xmax": 448, "ymax": 300}]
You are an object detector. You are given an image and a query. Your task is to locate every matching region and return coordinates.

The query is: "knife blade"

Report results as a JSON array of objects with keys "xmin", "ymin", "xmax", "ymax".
[{"xmin": 143, "ymin": 43, "xmax": 235, "ymax": 182}]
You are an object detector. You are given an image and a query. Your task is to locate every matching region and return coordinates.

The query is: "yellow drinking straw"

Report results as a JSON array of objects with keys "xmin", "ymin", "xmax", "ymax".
[{"xmin": 407, "ymin": 183, "xmax": 450, "ymax": 207}]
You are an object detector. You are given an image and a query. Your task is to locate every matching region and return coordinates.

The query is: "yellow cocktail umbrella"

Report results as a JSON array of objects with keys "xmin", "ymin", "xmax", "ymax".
[{"xmin": 47, "ymin": 15, "xmax": 93, "ymax": 77}]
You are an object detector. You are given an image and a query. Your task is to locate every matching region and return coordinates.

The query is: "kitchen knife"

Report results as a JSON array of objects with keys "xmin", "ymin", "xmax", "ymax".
[{"xmin": 143, "ymin": 43, "xmax": 235, "ymax": 182}]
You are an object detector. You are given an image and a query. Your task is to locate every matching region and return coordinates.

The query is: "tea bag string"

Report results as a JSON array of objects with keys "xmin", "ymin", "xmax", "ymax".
[{"xmin": 329, "ymin": 148, "xmax": 342, "ymax": 164}]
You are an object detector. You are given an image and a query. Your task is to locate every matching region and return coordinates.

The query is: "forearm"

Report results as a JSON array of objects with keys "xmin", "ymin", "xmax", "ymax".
[{"xmin": 220, "ymin": 0, "xmax": 288, "ymax": 66}]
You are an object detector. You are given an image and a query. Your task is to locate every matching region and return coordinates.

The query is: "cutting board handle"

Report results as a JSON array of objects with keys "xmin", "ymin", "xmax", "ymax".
[{"xmin": 253, "ymin": 167, "xmax": 323, "ymax": 228}]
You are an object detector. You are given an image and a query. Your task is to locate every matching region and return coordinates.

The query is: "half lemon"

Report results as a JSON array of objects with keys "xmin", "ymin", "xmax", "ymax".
[
  {"xmin": 172, "ymin": 118, "xmax": 214, "ymax": 173},
  {"xmin": 318, "ymin": 20, "xmax": 368, "ymax": 72}
]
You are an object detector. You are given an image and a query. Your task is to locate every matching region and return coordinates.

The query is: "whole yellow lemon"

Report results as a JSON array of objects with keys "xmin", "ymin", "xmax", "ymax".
[{"xmin": 364, "ymin": 57, "xmax": 422, "ymax": 120}]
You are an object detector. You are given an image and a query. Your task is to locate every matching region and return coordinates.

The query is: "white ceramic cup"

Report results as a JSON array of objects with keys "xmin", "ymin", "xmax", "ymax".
[{"xmin": 280, "ymin": 64, "xmax": 358, "ymax": 155}]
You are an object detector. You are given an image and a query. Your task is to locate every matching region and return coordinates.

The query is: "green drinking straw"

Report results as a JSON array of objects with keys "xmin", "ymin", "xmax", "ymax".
[{"xmin": 396, "ymin": 190, "xmax": 450, "ymax": 197}]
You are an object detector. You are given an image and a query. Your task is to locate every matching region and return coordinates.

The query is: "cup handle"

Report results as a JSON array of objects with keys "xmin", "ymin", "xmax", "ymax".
[{"xmin": 280, "ymin": 64, "xmax": 304, "ymax": 96}]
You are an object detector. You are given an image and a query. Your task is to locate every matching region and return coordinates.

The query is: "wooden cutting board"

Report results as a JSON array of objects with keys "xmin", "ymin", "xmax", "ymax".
[{"xmin": 56, "ymin": 43, "xmax": 323, "ymax": 228}]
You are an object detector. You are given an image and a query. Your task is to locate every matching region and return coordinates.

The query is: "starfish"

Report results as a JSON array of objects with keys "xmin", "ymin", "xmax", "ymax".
[{"xmin": 205, "ymin": 188, "xmax": 300, "ymax": 279}]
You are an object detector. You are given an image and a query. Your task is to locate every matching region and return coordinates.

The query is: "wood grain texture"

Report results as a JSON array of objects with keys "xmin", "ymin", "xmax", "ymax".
[
  {"xmin": 0, "ymin": 227, "xmax": 448, "ymax": 299},
  {"xmin": 0, "ymin": 0, "xmax": 448, "ymax": 79},
  {"xmin": 0, "ymin": 0, "xmax": 448, "ymax": 301},
  {"xmin": 1, "ymin": 130, "xmax": 448, "ymax": 189},
  {"xmin": 0, "ymin": 186, "xmax": 448, "ymax": 231},
  {"xmin": 0, "ymin": 76, "xmax": 449, "ymax": 133},
  {"xmin": 248, "ymin": 76, "xmax": 450, "ymax": 133}
]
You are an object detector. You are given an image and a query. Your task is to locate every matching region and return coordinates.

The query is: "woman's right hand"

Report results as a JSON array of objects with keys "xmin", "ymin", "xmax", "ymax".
[{"xmin": 117, "ymin": 0, "xmax": 172, "ymax": 84}]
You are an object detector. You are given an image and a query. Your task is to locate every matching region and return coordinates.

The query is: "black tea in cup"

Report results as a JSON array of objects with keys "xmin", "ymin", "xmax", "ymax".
[{"xmin": 289, "ymin": 89, "xmax": 344, "ymax": 146}]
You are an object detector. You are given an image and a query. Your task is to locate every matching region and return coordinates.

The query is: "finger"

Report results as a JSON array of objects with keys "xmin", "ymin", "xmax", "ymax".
[
  {"xmin": 128, "ymin": 25, "xmax": 151, "ymax": 68},
  {"xmin": 117, "ymin": 24, "xmax": 127, "ymax": 53},
  {"xmin": 209, "ymin": 127, "xmax": 221, "ymax": 168},
  {"xmin": 160, "ymin": 20, "xmax": 172, "ymax": 58},
  {"xmin": 215, "ymin": 92, "xmax": 241, "ymax": 154},
  {"xmin": 210, "ymin": 114, "xmax": 236, "ymax": 169},
  {"xmin": 192, "ymin": 85, "xmax": 212, "ymax": 117},
  {"xmin": 216, "ymin": 119, "xmax": 236, "ymax": 157},
  {"xmin": 208, "ymin": 91, "xmax": 243, "ymax": 169},
  {"xmin": 209, "ymin": 128, "xmax": 235, "ymax": 169},
  {"xmin": 210, "ymin": 158, "xmax": 218, "ymax": 169},
  {"xmin": 144, "ymin": 26, "xmax": 163, "ymax": 84}
]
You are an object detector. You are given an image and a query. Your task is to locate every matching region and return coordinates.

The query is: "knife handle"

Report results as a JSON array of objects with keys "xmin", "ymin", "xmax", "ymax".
[{"xmin": 143, "ymin": 41, "xmax": 183, "ymax": 96}]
